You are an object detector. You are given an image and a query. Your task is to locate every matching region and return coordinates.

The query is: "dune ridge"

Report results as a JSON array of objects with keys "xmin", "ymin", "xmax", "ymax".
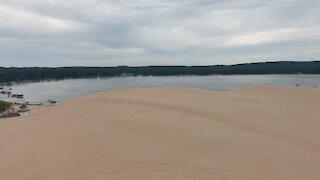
[{"xmin": 1, "ymin": 87, "xmax": 320, "ymax": 180}]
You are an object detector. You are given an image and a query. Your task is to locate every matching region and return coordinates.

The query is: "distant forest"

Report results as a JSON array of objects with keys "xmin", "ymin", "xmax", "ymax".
[{"xmin": 0, "ymin": 61, "xmax": 320, "ymax": 83}]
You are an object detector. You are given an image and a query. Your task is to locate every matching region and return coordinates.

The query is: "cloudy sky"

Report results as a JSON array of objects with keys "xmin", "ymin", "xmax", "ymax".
[{"xmin": 0, "ymin": 0, "xmax": 319, "ymax": 67}]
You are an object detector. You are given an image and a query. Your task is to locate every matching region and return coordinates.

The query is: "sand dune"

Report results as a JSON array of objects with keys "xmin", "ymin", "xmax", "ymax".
[{"xmin": 1, "ymin": 87, "xmax": 320, "ymax": 180}]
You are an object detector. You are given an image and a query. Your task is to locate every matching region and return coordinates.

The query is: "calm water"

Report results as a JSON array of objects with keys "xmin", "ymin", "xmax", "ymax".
[{"xmin": 1, "ymin": 75, "xmax": 320, "ymax": 103}]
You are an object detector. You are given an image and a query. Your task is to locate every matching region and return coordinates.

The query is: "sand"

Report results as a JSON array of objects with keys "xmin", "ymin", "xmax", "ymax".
[
  {"xmin": 0, "ymin": 86, "xmax": 320, "ymax": 180},
  {"xmin": 11, "ymin": 104, "xmax": 50, "ymax": 115}
]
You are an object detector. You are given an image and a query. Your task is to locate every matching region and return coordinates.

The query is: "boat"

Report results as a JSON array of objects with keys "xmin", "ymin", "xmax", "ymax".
[
  {"xmin": 12, "ymin": 94, "xmax": 24, "ymax": 98},
  {"xmin": 48, "ymin": 99, "xmax": 57, "ymax": 104}
]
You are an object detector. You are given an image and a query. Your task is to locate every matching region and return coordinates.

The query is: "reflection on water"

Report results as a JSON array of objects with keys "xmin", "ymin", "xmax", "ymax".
[{"xmin": 1, "ymin": 75, "xmax": 320, "ymax": 103}]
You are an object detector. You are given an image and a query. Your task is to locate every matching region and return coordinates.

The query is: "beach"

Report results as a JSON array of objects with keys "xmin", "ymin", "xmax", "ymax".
[
  {"xmin": 0, "ymin": 86, "xmax": 320, "ymax": 179},
  {"xmin": 11, "ymin": 104, "xmax": 51, "ymax": 114}
]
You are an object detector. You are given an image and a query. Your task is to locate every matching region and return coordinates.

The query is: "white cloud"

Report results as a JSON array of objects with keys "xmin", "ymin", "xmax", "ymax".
[
  {"xmin": 0, "ymin": 4, "xmax": 84, "ymax": 35},
  {"xmin": 103, "ymin": 47, "xmax": 144, "ymax": 53},
  {"xmin": 224, "ymin": 27, "xmax": 320, "ymax": 46},
  {"xmin": 224, "ymin": 28, "xmax": 299, "ymax": 46}
]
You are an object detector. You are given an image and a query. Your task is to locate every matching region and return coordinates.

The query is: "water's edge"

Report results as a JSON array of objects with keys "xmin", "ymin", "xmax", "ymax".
[{"xmin": 1, "ymin": 75, "xmax": 319, "ymax": 104}]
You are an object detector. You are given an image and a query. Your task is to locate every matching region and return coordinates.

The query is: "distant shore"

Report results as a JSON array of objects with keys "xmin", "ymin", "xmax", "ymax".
[
  {"xmin": 1, "ymin": 61, "xmax": 319, "ymax": 83},
  {"xmin": 0, "ymin": 86, "xmax": 320, "ymax": 179}
]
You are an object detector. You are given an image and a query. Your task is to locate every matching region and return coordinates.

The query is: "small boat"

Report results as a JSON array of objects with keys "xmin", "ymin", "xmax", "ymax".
[
  {"xmin": 17, "ymin": 94, "xmax": 24, "ymax": 98},
  {"xmin": 12, "ymin": 94, "xmax": 24, "ymax": 98},
  {"xmin": 48, "ymin": 99, "xmax": 57, "ymax": 104}
]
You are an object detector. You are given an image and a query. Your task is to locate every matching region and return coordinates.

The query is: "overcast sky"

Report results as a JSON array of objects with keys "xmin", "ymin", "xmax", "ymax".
[{"xmin": 0, "ymin": 0, "xmax": 319, "ymax": 67}]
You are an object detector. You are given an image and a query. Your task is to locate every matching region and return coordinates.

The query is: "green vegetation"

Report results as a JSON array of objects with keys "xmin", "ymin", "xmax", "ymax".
[
  {"xmin": 0, "ymin": 101, "xmax": 11, "ymax": 113},
  {"xmin": 0, "ymin": 61, "xmax": 319, "ymax": 83}
]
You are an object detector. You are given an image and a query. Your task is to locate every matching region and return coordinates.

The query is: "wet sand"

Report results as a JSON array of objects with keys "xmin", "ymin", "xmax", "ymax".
[{"xmin": 0, "ymin": 87, "xmax": 320, "ymax": 179}]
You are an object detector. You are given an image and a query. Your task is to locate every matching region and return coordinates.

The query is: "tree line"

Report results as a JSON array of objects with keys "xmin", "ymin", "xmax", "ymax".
[{"xmin": 0, "ymin": 61, "xmax": 320, "ymax": 83}]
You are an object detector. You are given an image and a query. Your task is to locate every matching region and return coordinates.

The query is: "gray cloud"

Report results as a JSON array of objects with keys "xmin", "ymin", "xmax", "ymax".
[{"xmin": 0, "ymin": 0, "xmax": 319, "ymax": 67}]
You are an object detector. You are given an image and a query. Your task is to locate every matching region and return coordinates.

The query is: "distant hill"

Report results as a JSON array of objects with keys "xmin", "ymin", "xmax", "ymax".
[{"xmin": 0, "ymin": 61, "xmax": 320, "ymax": 83}]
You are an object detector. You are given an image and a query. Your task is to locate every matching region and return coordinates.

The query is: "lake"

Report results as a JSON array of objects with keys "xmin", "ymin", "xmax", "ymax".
[{"xmin": 1, "ymin": 75, "xmax": 320, "ymax": 104}]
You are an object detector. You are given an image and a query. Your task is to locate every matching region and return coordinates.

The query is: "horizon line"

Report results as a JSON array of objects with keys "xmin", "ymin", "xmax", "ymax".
[{"xmin": 1, "ymin": 60, "xmax": 320, "ymax": 68}]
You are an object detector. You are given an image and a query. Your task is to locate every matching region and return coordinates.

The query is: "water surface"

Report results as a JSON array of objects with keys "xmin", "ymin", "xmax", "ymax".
[{"xmin": 1, "ymin": 75, "xmax": 319, "ymax": 103}]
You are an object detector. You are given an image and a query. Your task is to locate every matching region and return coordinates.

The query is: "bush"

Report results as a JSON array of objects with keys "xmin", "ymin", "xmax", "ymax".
[{"xmin": 0, "ymin": 101, "xmax": 11, "ymax": 113}]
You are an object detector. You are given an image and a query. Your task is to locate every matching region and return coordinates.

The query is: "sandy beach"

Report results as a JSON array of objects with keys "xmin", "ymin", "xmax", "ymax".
[
  {"xmin": 11, "ymin": 104, "xmax": 51, "ymax": 115},
  {"xmin": 0, "ymin": 86, "xmax": 320, "ymax": 179}
]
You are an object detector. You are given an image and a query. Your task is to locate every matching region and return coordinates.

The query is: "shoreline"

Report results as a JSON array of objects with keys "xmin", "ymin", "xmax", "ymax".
[
  {"xmin": 0, "ymin": 102, "xmax": 54, "ymax": 119},
  {"xmin": 1, "ymin": 85, "xmax": 318, "ymax": 118},
  {"xmin": 1, "ymin": 85, "xmax": 318, "ymax": 117},
  {"xmin": 1, "ymin": 74, "xmax": 319, "ymax": 105}
]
